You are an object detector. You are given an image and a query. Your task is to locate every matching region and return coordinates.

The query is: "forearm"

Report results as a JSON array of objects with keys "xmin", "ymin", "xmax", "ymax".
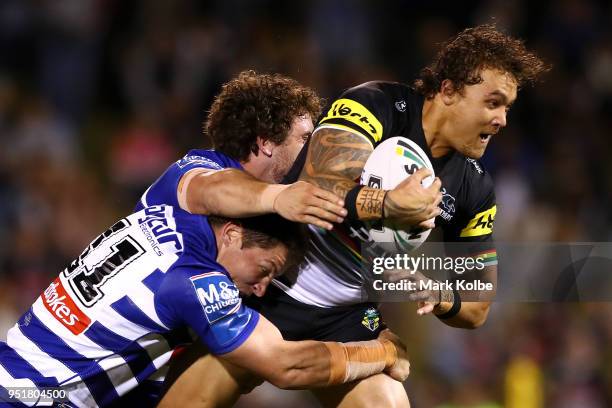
[
  {"xmin": 272, "ymin": 339, "xmax": 397, "ymax": 389},
  {"xmin": 270, "ymin": 341, "xmax": 332, "ymax": 389},
  {"xmin": 434, "ymin": 264, "xmax": 495, "ymax": 328},
  {"xmin": 180, "ymin": 168, "xmax": 285, "ymax": 217},
  {"xmin": 435, "ymin": 300, "xmax": 490, "ymax": 329}
]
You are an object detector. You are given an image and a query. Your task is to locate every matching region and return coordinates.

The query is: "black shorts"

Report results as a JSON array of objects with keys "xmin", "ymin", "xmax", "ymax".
[{"xmin": 245, "ymin": 286, "xmax": 386, "ymax": 342}]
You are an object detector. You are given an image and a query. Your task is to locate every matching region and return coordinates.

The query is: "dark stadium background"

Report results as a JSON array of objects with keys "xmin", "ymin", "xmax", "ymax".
[{"xmin": 0, "ymin": 1, "xmax": 611, "ymax": 407}]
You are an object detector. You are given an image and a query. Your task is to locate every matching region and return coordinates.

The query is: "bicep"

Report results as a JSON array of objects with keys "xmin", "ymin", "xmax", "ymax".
[
  {"xmin": 300, "ymin": 128, "xmax": 374, "ymax": 197},
  {"xmin": 178, "ymin": 167, "xmax": 232, "ymax": 213}
]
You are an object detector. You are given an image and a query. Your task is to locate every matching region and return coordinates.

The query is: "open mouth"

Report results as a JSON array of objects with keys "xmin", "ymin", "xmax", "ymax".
[{"xmin": 479, "ymin": 133, "xmax": 492, "ymax": 143}]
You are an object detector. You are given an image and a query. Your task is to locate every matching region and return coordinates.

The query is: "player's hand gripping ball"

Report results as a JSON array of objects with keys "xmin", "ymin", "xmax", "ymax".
[{"xmin": 361, "ymin": 137, "xmax": 435, "ymax": 252}]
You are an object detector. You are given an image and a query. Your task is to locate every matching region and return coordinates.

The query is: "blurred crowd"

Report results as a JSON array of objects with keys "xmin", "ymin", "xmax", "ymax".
[{"xmin": 0, "ymin": 0, "xmax": 611, "ymax": 407}]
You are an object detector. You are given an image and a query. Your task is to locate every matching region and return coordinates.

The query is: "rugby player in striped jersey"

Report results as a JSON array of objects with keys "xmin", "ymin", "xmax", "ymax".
[{"xmin": 0, "ymin": 206, "xmax": 410, "ymax": 407}]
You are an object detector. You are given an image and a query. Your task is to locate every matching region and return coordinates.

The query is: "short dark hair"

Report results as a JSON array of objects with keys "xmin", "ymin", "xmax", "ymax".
[
  {"xmin": 209, "ymin": 214, "xmax": 306, "ymax": 273},
  {"xmin": 205, "ymin": 70, "xmax": 322, "ymax": 161},
  {"xmin": 414, "ymin": 24, "xmax": 550, "ymax": 98}
]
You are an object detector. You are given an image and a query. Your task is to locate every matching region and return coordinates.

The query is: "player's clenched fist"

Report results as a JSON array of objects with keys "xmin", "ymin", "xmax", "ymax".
[
  {"xmin": 378, "ymin": 329, "xmax": 410, "ymax": 382},
  {"xmin": 383, "ymin": 168, "xmax": 442, "ymax": 228},
  {"xmin": 273, "ymin": 181, "xmax": 347, "ymax": 230}
]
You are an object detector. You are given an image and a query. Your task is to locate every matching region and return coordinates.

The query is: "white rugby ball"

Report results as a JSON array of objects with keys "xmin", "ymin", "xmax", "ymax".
[{"xmin": 360, "ymin": 136, "xmax": 435, "ymax": 252}]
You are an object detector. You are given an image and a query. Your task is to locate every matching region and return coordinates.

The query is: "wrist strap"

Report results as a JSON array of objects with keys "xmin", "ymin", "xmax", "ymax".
[
  {"xmin": 436, "ymin": 287, "xmax": 461, "ymax": 320},
  {"xmin": 345, "ymin": 185, "xmax": 364, "ymax": 221},
  {"xmin": 324, "ymin": 339, "xmax": 396, "ymax": 385}
]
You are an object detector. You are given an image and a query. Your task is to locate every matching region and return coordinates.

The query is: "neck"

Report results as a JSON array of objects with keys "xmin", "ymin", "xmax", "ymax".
[
  {"xmin": 212, "ymin": 224, "xmax": 224, "ymax": 260},
  {"xmin": 422, "ymin": 96, "xmax": 453, "ymax": 158}
]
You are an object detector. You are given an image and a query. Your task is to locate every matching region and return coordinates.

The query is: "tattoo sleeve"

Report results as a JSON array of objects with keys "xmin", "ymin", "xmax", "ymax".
[{"xmin": 299, "ymin": 128, "xmax": 374, "ymax": 198}]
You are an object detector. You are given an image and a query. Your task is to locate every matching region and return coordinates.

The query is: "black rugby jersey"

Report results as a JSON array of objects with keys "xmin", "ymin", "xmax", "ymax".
[{"xmin": 276, "ymin": 81, "xmax": 497, "ymax": 306}]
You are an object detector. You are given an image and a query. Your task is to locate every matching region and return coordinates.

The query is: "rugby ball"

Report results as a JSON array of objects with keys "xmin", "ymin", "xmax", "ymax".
[{"xmin": 360, "ymin": 136, "xmax": 435, "ymax": 252}]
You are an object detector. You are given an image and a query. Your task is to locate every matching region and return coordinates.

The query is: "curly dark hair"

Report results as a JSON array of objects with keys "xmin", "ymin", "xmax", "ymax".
[
  {"xmin": 415, "ymin": 24, "xmax": 550, "ymax": 98},
  {"xmin": 205, "ymin": 70, "xmax": 322, "ymax": 162}
]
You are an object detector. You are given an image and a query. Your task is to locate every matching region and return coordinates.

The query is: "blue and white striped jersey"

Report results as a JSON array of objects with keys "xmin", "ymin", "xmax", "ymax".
[{"xmin": 0, "ymin": 204, "xmax": 259, "ymax": 407}]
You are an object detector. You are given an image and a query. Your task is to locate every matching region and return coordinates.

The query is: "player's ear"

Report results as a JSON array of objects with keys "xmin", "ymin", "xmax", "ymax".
[
  {"xmin": 256, "ymin": 136, "xmax": 274, "ymax": 157},
  {"xmin": 221, "ymin": 222, "xmax": 244, "ymax": 249},
  {"xmin": 440, "ymin": 79, "xmax": 460, "ymax": 105}
]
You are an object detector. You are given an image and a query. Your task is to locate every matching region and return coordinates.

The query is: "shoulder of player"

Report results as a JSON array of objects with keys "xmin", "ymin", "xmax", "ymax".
[
  {"xmin": 175, "ymin": 149, "xmax": 240, "ymax": 170},
  {"xmin": 342, "ymin": 80, "xmax": 416, "ymax": 104},
  {"xmin": 461, "ymin": 156, "xmax": 491, "ymax": 181},
  {"xmin": 155, "ymin": 261, "xmax": 235, "ymax": 321},
  {"xmin": 134, "ymin": 206, "xmax": 219, "ymax": 265},
  {"xmin": 162, "ymin": 251, "xmax": 231, "ymax": 297},
  {"xmin": 456, "ymin": 156, "xmax": 495, "ymax": 203},
  {"xmin": 173, "ymin": 213, "xmax": 221, "ymax": 258}
]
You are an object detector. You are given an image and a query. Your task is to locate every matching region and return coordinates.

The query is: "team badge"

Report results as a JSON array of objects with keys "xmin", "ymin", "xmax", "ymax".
[
  {"xmin": 361, "ymin": 307, "xmax": 380, "ymax": 332},
  {"xmin": 439, "ymin": 187, "xmax": 456, "ymax": 222},
  {"xmin": 395, "ymin": 100, "xmax": 407, "ymax": 112}
]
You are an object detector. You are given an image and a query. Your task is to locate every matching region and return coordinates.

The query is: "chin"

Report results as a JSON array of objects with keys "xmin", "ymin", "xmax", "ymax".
[{"xmin": 458, "ymin": 147, "xmax": 484, "ymax": 160}]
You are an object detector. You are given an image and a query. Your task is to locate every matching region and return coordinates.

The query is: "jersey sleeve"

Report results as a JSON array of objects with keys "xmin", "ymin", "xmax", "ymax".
[
  {"xmin": 316, "ymin": 82, "xmax": 395, "ymax": 147},
  {"xmin": 155, "ymin": 266, "xmax": 259, "ymax": 355},
  {"xmin": 135, "ymin": 150, "xmax": 238, "ymax": 212},
  {"xmin": 442, "ymin": 166, "xmax": 497, "ymax": 265}
]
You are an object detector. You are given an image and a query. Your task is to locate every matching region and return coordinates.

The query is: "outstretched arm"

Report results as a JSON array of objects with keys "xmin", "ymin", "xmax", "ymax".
[
  {"xmin": 221, "ymin": 314, "xmax": 409, "ymax": 389},
  {"xmin": 178, "ymin": 167, "xmax": 346, "ymax": 230}
]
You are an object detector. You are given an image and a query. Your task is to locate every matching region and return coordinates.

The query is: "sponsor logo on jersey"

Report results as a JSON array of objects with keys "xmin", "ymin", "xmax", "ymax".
[
  {"xmin": 361, "ymin": 307, "xmax": 380, "ymax": 332},
  {"xmin": 439, "ymin": 188, "xmax": 456, "ymax": 222},
  {"xmin": 460, "ymin": 205, "xmax": 496, "ymax": 237},
  {"xmin": 466, "ymin": 158, "xmax": 483, "ymax": 174},
  {"xmin": 177, "ymin": 155, "xmax": 223, "ymax": 170},
  {"xmin": 138, "ymin": 205, "xmax": 184, "ymax": 255},
  {"xmin": 191, "ymin": 272, "xmax": 241, "ymax": 324},
  {"xmin": 395, "ymin": 100, "xmax": 407, "ymax": 112},
  {"xmin": 320, "ymin": 98, "xmax": 383, "ymax": 142},
  {"xmin": 42, "ymin": 278, "xmax": 91, "ymax": 335}
]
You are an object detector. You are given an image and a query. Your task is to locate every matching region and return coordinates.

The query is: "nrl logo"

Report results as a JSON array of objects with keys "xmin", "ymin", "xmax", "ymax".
[{"xmin": 361, "ymin": 307, "xmax": 380, "ymax": 332}]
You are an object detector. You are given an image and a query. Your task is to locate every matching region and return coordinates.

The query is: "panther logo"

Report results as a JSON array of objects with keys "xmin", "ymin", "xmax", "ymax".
[{"xmin": 441, "ymin": 188, "xmax": 456, "ymax": 214}]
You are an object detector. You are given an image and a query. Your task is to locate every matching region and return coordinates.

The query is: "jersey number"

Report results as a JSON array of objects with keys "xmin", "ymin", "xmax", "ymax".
[{"xmin": 64, "ymin": 220, "xmax": 145, "ymax": 307}]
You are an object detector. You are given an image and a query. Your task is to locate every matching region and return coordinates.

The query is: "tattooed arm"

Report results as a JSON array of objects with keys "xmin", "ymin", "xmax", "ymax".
[{"xmin": 300, "ymin": 128, "xmax": 442, "ymax": 225}]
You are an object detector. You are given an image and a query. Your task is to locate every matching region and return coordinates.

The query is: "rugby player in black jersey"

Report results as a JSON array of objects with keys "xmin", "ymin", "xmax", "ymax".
[
  {"xmin": 132, "ymin": 71, "xmax": 431, "ymax": 406},
  {"xmin": 157, "ymin": 25, "xmax": 549, "ymax": 408}
]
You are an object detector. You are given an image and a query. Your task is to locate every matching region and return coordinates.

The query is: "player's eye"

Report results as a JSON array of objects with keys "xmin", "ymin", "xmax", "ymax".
[{"xmin": 486, "ymin": 100, "xmax": 500, "ymax": 109}]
